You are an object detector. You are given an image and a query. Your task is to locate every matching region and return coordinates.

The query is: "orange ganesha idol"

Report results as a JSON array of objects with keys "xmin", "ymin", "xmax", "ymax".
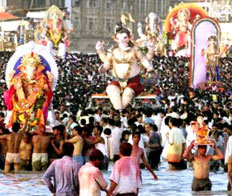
[
  {"xmin": 4, "ymin": 42, "xmax": 58, "ymax": 132},
  {"xmin": 191, "ymin": 116, "xmax": 213, "ymax": 145}
]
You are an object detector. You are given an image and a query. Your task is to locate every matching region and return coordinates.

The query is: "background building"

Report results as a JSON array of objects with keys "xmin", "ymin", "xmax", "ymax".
[
  {"xmin": 70, "ymin": 0, "xmax": 179, "ymax": 52},
  {"xmin": 1, "ymin": 0, "xmax": 232, "ymax": 52},
  {"xmin": 0, "ymin": 0, "xmax": 181, "ymax": 52},
  {"xmin": 2, "ymin": 0, "xmax": 177, "ymax": 52}
]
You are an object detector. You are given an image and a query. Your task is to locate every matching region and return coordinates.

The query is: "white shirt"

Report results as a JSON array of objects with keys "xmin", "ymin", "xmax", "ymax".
[
  {"xmin": 95, "ymin": 143, "xmax": 107, "ymax": 157},
  {"xmin": 169, "ymin": 127, "xmax": 185, "ymax": 145},
  {"xmin": 102, "ymin": 134, "xmax": 114, "ymax": 160},
  {"xmin": 79, "ymin": 162, "xmax": 107, "ymax": 196},
  {"xmin": 186, "ymin": 125, "xmax": 196, "ymax": 147},
  {"xmin": 110, "ymin": 157, "xmax": 141, "ymax": 195},
  {"xmin": 160, "ymin": 124, "xmax": 170, "ymax": 147},
  {"xmin": 111, "ymin": 126, "xmax": 123, "ymax": 155},
  {"xmin": 225, "ymin": 136, "xmax": 232, "ymax": 164},
  {"xmin": 94, "ymin": 114, "xmax": 102, "ymax": 122}
]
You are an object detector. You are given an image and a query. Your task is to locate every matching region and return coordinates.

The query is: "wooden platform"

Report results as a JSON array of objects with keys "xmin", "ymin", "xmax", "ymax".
[{"xmin": 88, "ymin": 93, "xmax": 157, "ymax": 108}]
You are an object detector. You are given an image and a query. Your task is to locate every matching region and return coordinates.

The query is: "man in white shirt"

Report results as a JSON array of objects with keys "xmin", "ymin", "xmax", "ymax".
[
  {"xmin": 167, "ymin": 117, "xmax": 186, "ymax": 170},
  {"xmin": 107, "ymin": 143, "xmax": 140, "ymax": 196},
  {"xmin": 94, "ymin": 108, "xmax": 102, "ymax": 122},
  {"xmin": 102, "ymin": 128, "xmax": 114, "ymax": 160},
  {"xmin": 79, "ymin": 149, "xmax": 107, "ymax": 196},
  {"xmin": 111, "ymin": 121, "xmax": 123, "ymax": 161},
  {"xmin": 135, "ymin": 114, "xmax": 144, "ymax": 127}
]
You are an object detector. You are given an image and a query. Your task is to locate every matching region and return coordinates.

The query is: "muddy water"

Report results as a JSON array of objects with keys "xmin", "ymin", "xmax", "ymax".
[{"xmin": 0, "ymin": 162, "xmax": 228, "ymax": 196}]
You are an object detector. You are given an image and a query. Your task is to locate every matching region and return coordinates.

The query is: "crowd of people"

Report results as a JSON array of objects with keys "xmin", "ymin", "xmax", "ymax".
[
  {"xmin": 0, "ymin": 51, "xmax": 231, "ymax": 111},
  {"xmin": 0, "ymin": 51, "xmax": 231, "ymax": 195}
]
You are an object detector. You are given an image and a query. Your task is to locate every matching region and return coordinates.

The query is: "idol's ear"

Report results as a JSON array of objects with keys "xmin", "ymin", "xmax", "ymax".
[
  {"xmin": 112, "ymin": 34, "xmax": 118, "ymax": 43},
  {"xmin": 145, "ymin": 16, "xmax": 149, "ymax": 24}
]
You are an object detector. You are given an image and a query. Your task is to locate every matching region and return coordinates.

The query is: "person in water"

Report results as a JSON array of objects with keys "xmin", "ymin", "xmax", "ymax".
[{"xmin": 183, "ymin": 140, "xmax": 224, "ymax": 191}]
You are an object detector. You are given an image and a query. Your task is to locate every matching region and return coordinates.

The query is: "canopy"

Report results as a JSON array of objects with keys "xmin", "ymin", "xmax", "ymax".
[
  {"xmin": 26, "ymin": 11, "xmax": 46, "ymax": 19},
  {"xmin": 0, "ymin": 12, "xmax": 17, "ymax": 20},
  {"xmin": 0, "ymin": 20, "xmax": 29, "ymax": 31}
]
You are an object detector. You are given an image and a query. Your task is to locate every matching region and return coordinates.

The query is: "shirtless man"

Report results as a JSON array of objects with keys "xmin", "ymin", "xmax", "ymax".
[
  {"xmin": 65, "ymin": 126, "xmax": 84, "ymax": 166},
  {"xmin": 0, "ymin": 122, "xmax": 22, "ymax": 173},
  {"xmin": 49, "ymin": 125, "xmax": 64, "ymax": 163},
  {"xmin": 183, "ymin": 140, "xmax": 224, "ymax": 191},
  {"xmin": 227, "ymin": 155, "xmax": 232, "ymax": 195},
  {"xmin": 19, "ymin": 132, "xmax": 33, "ymax": 170},
  {"xmin": 32, "ymin": 126, "xmax": 51, "ymax": 171},
  {"xmin": 0, "ymin": 128, "xmax": 9, "ymax": 170}
]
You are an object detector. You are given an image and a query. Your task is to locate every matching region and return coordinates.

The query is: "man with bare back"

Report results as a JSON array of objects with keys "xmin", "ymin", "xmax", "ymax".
[
  {"xmin": 32, "ymin": 125, "xmax": 51, "ymax": 171},
  {"xmin": 19, "ymin": 132, "xmax": 33, "ymax": 170},
  {"xmin": 0, "ymin": 122, "xmax": 22, "ymax": 173},
  {"xmin": 65, "ymin": 126, "xmax": 84, "ymax": 166},
  {"xmin": 183, "ymin": 140, "xmax": 224, "ymax": 191}
]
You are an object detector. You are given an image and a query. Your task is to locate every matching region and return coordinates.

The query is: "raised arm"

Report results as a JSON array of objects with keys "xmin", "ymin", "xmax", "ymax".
[
  {"xmin": 183, "ymin": 140, "xmax": 195, "ymax": 161},
  {"xmin": 211, "ymin": 141, "xmax": 224, "ymax": 161},
  {"xmin": 65, "ymin": 136, "xmax": 78, "ymax": 144},
  {"xmin": 84, "ymin": 137, "xmax": 101, "ymax": 145},
  {"xmin": 228, "ymin": 155, "xmax": 232, "ymax": 195},
  {"xmin": 135, "ymin": 47, "xmax": 153, "ymax": 72},
  {"xmin": 96, "ymin": 41, "xmax": 112, "ymax": 71},
  {"xmin": 96, "ymin": 41, "xmax": 107, "ymax": 62},
  {"xmin": 146, "ymin": 40, "xmax": 155, "ymax": 61}
]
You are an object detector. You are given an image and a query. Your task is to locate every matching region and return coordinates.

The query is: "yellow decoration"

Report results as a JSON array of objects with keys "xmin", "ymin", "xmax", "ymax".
[
  {"xmin": 30, "ymin": 119, "xmax": 38, "ymax": 126},
  {"xmin": 19, "ymin": 114, "xmax": 26, "ymax": 123},
  {"xmin": 49, "ymin": 30, "xmax": 62, "ymax": 47}
]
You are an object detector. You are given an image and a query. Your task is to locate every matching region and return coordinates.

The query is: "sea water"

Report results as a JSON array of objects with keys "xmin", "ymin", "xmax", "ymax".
[{"xmin": 0, "ymin": 162, "xmax": 228, "ymax": 196}]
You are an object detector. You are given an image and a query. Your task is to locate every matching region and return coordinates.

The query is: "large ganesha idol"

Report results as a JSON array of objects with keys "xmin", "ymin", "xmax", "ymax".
[
  {"xmin": 35, "ymin": 5, "xmax": 70, "ymax": 58},
  {"xmin": 136, "ymin": 12, "xmax": 164, "ymax": 58},
  {"xmin": 4, "ymin": 42, "xmax": 58, "ymax": 132},
  {"xmin": 164, "ymin": 3, "xmax": 208, "ymax": 57}
]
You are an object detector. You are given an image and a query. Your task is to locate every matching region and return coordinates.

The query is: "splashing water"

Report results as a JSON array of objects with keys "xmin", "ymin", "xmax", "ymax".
[{"xmin": 0, "ymin": 162, "xmax": 228, "ymax": 196}]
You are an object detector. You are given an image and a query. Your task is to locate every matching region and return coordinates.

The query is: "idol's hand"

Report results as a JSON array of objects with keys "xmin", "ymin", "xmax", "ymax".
[
  {"xmin": 147, "ymin": 39, "xmax": 155, "ymax": 51},
  {"xmin": 46, "ymin": 71, "xmax": 53, "ymax": 84},
  {"xmin": 96, "ymin": 41, "xmax": 104, "ymax": 52},
  {"xmin": 9, "ymin": 70, "xmax": 16, "ymax": 80}
]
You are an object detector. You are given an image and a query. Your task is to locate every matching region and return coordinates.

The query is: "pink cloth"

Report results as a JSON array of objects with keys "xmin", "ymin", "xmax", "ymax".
[
  {"xmin": 110, "ymin": 157, "xmax": 141, "ymax": 195},
  {"xmin": 78, "ymin": 162, "xmax": 107, "ymax": 196},
  {"xmin": 43, "ymin": 156, "xmax": 80, "ymax": 195},
  {"xmin": 131, "ymin": 146, "xmax": 144, "ymax": 166},
  {"xmin": 4, "ymin": 86, "xmax": 15, "ymax": 110}
]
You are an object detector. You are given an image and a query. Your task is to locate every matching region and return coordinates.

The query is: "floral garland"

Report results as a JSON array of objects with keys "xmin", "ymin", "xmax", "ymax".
[{"xmin": 49, "ymin": 30, "xmax": 62, "ymax": 47}]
